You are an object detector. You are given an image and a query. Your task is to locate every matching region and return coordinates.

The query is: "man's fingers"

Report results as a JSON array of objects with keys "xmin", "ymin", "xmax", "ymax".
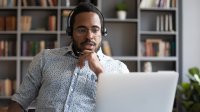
[{"xmin": 77, "ymin": 50, "xmax": 96, "ymax": 68}]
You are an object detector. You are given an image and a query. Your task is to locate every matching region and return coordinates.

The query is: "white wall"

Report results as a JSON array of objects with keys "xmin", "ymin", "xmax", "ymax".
[{"xmin": 182, "ymin": 0, "xmax": 200, "ymax": 81}]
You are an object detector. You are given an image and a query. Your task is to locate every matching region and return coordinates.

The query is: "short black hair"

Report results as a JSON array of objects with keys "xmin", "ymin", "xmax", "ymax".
[{"xmin": 69, "ymin": 2, "xmax": 104, "ymax": 31}]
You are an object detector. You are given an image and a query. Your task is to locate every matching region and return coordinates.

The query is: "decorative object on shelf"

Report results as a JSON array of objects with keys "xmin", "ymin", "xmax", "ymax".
[
  {"xmin": 102, "ymin": 40, "xmax": 112, "ymax": 56},
  {"xmin": 177, "ymin": 67, "xmax": 200, "ymax": 112},
  {"xmin": 66, "ymin": 0, "xmax": 70, "ymax": 7},
  {"xmin": 62, "ymin": 10, "xmax": 71, "ymax": 31},
  {"xmin": 143, "ymin": 61, "xmax": 152, "ymax": 72},
  {"xmin": 115, "ymin": 1, "xmax": 127, "ymax": 20}
]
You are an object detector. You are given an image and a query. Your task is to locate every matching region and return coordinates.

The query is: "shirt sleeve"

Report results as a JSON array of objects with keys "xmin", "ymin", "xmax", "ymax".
[
  {"xmin": 11, "ymin": 50, "xmax": 45, "ymax": 109},
  {"xmin": 119, "ymin": 61, "xmax": 130, "ymax": 73},
  {"xmin": 102, "ymin": 56, "xmax": 130, "ymax": 73}
]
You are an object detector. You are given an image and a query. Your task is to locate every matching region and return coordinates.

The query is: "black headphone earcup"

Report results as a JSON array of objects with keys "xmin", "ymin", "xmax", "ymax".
[
  {"xmin": 67, "ymin": 27, "xmax": 72, "ymax": 36},
  {"xmin": 102, "ymin": 28, "xmax": 107, "ymax": 37}
]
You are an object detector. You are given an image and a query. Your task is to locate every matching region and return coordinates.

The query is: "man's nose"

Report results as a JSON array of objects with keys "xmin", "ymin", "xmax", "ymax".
[{"xmin": 86, "ymin": 30, "xmax": 94, "ymax": 39}]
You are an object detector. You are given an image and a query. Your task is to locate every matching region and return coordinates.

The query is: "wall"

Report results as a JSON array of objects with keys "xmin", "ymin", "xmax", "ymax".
[{"xmin": 182, "ymin": 0, "xmax": 200, "ymax": 81}]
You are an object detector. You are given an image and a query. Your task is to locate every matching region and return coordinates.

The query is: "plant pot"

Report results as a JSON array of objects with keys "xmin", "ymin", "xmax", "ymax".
[{"xmin": 117, "ymin": 10, "xmax": 127, "ymax": 20}]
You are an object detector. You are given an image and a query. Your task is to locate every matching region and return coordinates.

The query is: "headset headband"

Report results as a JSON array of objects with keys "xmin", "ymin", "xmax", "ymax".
[{"xmin": 66, "ymin": 3, "xmax": 107, "ymax": 37}]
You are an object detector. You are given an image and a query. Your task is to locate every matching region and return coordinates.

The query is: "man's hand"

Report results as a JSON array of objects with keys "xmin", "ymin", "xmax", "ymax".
[
  {"xmin": 77, "ymin": 50, "xmax": 104, "ymax": 76},
  {"xmin": 7, "ymin": 101, "xmax": 23, "ymax": 112}
]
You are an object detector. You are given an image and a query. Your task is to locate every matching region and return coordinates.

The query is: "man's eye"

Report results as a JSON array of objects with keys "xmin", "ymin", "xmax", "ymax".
[
  {"xmin": 92, "ymin": 28, "xmax": 99, "ymax": 33},
  {"xmin": 78, "ymin": 28, "xmax": 87, "ymax": 33}
]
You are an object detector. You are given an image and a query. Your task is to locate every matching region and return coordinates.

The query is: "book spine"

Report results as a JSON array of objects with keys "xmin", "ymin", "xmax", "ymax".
[{"xmin": 0, "ymin": 16, "xmax": 5, "ymax": 31}]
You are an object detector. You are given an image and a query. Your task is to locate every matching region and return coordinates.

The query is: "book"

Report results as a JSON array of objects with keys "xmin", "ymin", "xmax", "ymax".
[
  {"xmin": 7, "ymin": 0, "xmax": 16, "ymax": 7},
  {"xmin": 156, "ymin": 15, "xmax": 160, "ymax": 31},
  {"xmin": 21, "ymin": 16, "xmax": 32, "ymax": 31},
  {"xmin": 164, "ymin": 14, "xmax": 168, "ymax": 31},
  {"xmin": 2, "ymin": 0, "xmax": 7, "ymax": 7},
  {"xmin": 169, "ymin": 14, "xmax": 174, "ymax": 31},
  {"xmin": 22, "ymin": 41, "xmax": 27, "ymax": 56},
  {"xmin": 0, "ymin": 106, "xmax": 8, "ymax": 112},
  {"xmin": 5, "ymin": 16, "xmax": 16, "ymax": 31},
  {"xmin": 52, "ymin": 0, "xmax": 57, "ymax": 6},
  {"xmin": 48, "ymin": 15, "xmax": 56, "ymax": 31},
  {"xmin": 4, "ymin": 78, "xmax": 12, "ymax": 96},
  {"xmin": 0, "ymin": 16, "xmax": 5, "ymax": 31},
  {"xmin": 0, "ymin": 79, "xmax": 14, "ymax": 96},
  {"xmin": 0, "ymin": 40, "xmax": 5, "ymax": 56},
  {"xmin": 40, "ymin": 40, "xmax": 45, "ymax": 50},
  {"xmin": 40, "ymin": 0, "xmax": 47, "ymax": 7},
  {"xmin": 164, "ymin": 41, "xmax": 170, "ymax": 56},
  {"xmin": 65, "ymin": 0, "xmax": 70, "ymax": 7},
  {"xmin": 22, "ymin": 0, "xmax": 27, "ymax": 6},
  {"xmin": 4, "ymin": 40, "xmax": 8, "ymax": 56},
  {"xmin": 102, "ymin": 40, "xmax": 112, "ymax": 56},
  {"xmin": 155, "ymin": 0, "xmax": 161, "ymax": 7},
  {"xmin": 140, "ymin": 0, "xmax": 147, "ymax": 8},
  {"xmin": 160, "ymin": 14, "xmax": 164, "ymax": 31},
  {"xmin": 140, "ymin": 41, "xmax": 145, "ymax": 56},
  {"xmin": 171, "ymin": 0, "xmax": 176, "ymax": 8},
  {"xmin": 47, "ymin": 0, "xmax": 53, "ymax": 6},
  {"xmin": 145, "ymin": 39, "xmax": 166, "ymax": 56}
]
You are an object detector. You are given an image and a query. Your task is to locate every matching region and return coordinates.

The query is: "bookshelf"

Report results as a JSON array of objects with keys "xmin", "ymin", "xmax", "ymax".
[
  {"xmin": 138, "ymin": 0, "xmax": 180, "ymax": 112},
  {"xmin": 0, "ymin": 0, "xmax": 181, "ymax": 111}
]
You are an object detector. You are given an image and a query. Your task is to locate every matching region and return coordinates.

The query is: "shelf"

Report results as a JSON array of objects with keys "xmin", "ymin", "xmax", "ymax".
[
  {"xmin": 21, "ymin": 31, "xmax": 58, "ymax": 34},
  {"xmin": 140, "ymin": 7, "xmax": 177, "ymax": 11},
  {"xmin": 140, "ymin": 31, "xmax": 177, "ymax": 35},
  {"xmin": 0, "ymin": 31, "xmax": 17, "ymax": 34},
  {"xmin": 105, "ymin": 18, "xmax": 138, "ymax": 23},
  {"xmin": 59, "ymin": 31, "xmax": 67, "ymax": 34},
  {"xmin": 0, "ymin": 96, "xmax": 11, "ymax": 99},
  {"xmin": 0, "ymin": 57, "xmax": 17, "ymax": 60},
  {"xmin": 21, "ymin": 6, "xmax": 58, "ymax": 10},
  {"xmin": 113, "ymin": 56, "xmax": 138, "ymax": 61},
  {"xmin": 60, "ymin": 6, "xmax": 76, "ymax": 10},
  {"xmin": 139, "ymin": 57, "xmax": 177, "ymax": 61},
  {"xmin": 0, "ymin": 7, "xmax": 17, "ymax": 10},
  {"xmin": 19, "ymin": 57, "xmax": 33, "ymax": 61}
]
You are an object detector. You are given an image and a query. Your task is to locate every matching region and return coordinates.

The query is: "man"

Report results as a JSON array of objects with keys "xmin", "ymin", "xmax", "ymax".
[{"xmin": 8, "ymin": 2, "xmax": 129, "ymax": 112}]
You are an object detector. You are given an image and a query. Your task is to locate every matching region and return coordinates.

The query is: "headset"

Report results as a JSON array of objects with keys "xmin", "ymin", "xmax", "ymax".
[{"xmin": 66, "ymin": 3, "xmax": 107, "ymax": 37}]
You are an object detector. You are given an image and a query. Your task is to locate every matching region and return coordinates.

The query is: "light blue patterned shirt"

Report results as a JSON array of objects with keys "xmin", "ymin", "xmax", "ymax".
[{"xmin": 12, "ymin": 43, "xmax": 129, "ymax": 112}]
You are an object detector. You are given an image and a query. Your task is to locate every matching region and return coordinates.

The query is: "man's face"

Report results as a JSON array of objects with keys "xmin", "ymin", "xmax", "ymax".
[{"xmin": 72, "ymin": 12, "xmax": 102, "ymax": 53}]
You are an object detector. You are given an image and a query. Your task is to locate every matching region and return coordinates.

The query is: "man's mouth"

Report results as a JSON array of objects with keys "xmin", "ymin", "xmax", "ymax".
[
  {"xmin": 80, "ymin": 40, "xmax": 96, "ymax": 51},
  {"xmin": 83, "ymin": 42, "xmax": 95, "ymax": 50},
  {"xmin": 81, "ymin": 41, "xmax": 96, "ymax": 46}
]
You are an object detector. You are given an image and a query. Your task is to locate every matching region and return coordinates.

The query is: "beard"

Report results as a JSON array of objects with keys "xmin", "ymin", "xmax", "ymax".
[{"xmin": 72, "ymin": 39, "xmax": 101, "ymax": 55}]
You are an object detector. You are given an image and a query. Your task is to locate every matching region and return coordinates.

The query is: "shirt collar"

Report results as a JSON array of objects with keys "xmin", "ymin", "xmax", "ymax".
[{"xmin": 63, "ymin": 42, "xmax": 104, "ymax": 60}]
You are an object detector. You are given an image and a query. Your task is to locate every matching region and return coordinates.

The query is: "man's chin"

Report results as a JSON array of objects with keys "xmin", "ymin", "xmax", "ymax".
[{"xmin": 82, "ymin": 48, "xmax": 95, "ymax": 52}]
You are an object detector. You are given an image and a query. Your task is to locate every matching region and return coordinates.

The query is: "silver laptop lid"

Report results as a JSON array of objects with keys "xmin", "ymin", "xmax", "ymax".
[{"xmin": 96, "ymin": 72, "xmax": 179, "ymax": 112}]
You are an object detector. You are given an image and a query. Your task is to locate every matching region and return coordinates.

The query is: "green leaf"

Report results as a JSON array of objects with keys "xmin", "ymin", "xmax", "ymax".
[
  {"xmin": 189, "ymin": 67, "xmax": 200, "ymax": 76},
  {"xmin": 181, "ymin": 82, "xmax": 190, "ymax": 91},
  {"xmin": 115, "ymin": 2, "xmax": 128, "ymax": 11}
]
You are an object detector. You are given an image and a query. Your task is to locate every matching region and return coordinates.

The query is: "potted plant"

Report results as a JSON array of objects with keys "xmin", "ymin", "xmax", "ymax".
[
  {"xmin": 177, "ymin": 67, "xmax": 200, "ymax": 112},
  {"xmin": 115, "ymin": 1, "xmax": 128, "ymax": 20}
]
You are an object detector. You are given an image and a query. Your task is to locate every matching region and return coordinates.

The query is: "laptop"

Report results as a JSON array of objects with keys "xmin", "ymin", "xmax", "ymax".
[{"xmin": 96, "ymin": 72, "xmax": 179, "ymax": 112}]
